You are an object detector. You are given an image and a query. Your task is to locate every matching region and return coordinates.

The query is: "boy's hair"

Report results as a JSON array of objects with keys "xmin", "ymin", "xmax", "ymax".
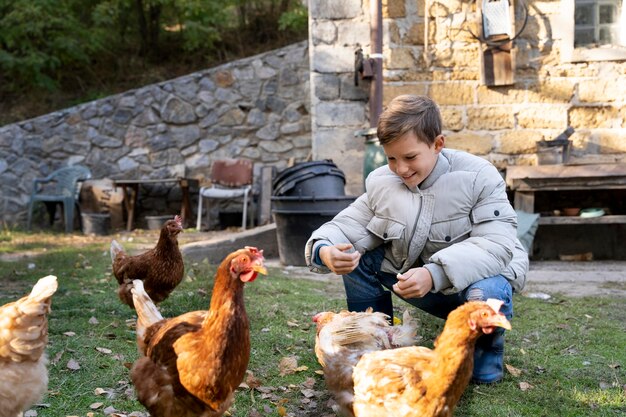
[{"xmin": 377, "ymin": 95, "xmax": 442, "ymax": 146}]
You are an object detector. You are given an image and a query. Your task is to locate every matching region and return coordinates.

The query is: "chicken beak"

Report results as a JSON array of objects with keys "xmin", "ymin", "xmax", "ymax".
[
  {"xmin": 491, "ymin": 314, "xmax": 512, "ymax": 330},
  {"xmin": 253, "ymin": 264, "xmax": 268, "ymax": 275}
]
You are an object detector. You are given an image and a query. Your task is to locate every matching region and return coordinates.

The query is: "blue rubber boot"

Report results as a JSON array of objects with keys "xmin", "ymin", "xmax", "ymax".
[{"xmin": 472, "ymin": 327, "xmax": 505, "ymax": 384}]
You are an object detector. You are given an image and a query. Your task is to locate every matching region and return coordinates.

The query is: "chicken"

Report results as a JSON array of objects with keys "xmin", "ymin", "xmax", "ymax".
[
  {"xmin": 129, "ymin": 246, "xmax": 267, "ymax": 417},
  {"xmin": 111, "ymin": 214, "xmax": 184, "ymax": 308},
  {"xmin": 352, "ymin": 299, "xmax": 512, "ymax": 417},
  {"xmin": 0, "ymin": 275, "xmax": 58, "ymax": 417},
  {"xmin": 313, "ymin": 308, "xmax": 419, "ymax": 417}
]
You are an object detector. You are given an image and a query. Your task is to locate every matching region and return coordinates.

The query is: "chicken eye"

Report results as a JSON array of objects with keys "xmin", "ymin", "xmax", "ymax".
[{"xmin": 481, "ymin": 311, "xmax": 488, "ymax": 318}]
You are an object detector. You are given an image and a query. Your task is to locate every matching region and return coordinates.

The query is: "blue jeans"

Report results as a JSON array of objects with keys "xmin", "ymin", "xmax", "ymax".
[{"xmin": 342, "ymin": 245, "xmax": 513, "ymax": 383}]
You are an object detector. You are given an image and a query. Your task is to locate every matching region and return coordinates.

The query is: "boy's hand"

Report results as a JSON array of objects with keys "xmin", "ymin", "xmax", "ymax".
[
  {"xmin": 393, "ymin": 268, "xmax": 433, "ymax": 298},
  {"xmin": 319, "ymin": 243, "xmax": 361, "ymax": 275}
]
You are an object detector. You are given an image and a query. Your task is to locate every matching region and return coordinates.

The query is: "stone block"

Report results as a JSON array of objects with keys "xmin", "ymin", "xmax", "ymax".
[
  {"xmin": 309, "ymin": 0, "xmax": 362, "ymax": 19},
  {"xmin": 578, "ymin": 79, "xmax": 626, "ymax": 103},
  {"xmin": 445, "ymin": 132, "xmax": 493, "ymax": 155},
  {"xmin": 404, "ymin": 22, "xmax": 425, "ymax": 45},
  {"xmin": 313, "ymin": 73, "xmax": 340, "ymax": 100},
  {"xmin": 518, "ymin": 106, "xmax": 567, "ymax": 129},
  {"xmin": 338, "ymin": 21, "xmax": 370, "ymax": 46},
  {"xmin": 383, "ymin": 0, "xmax": 406, "ymax": 18},
  {"xmin": 440, "ymin": 107, "xmax": 464, "ymax": 131},
  {"xmin": 467, "ymin": 106, "xmax": 515, "ymax": 130},
  {"xmin": 383, "ymin": 84, "xmax": 428, "ymax": 105},
  {"xmin": 316, "ymin": 102, "xmax": 366, "ymax": 126},
  {"xmin": 477, "ymin": 85, "xmax": 526, "ymax": 104},
  {"xmin": 429, "ymin": 83, "xmax": 474, "ymax": 105},
  {"xmin": 385, "ymin": 47, "xmax": 417, "ymax": 70},
  {"xmin": 312, "ymin": 45, "xmax": 356, "ymax": 73},
  {"xmin": 497, "ymin": 130, "xmax": 545, "ymax": 154},
  {"xmin": 311, "ymin": 21, "xmax": 337, "ymax": 45},
  {"xmin": 596, "ymin": 131, "xmax": 626, "ymax": 153},
  {"xmin": 568, "ymin": 106, "xmax": 618, "ymax": 129},
  {"xmin": 526, "ymin": 80, "xmax": 575, "ymax": 103}
]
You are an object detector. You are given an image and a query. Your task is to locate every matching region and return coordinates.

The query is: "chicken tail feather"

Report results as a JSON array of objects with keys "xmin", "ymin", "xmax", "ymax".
[
  {"xmin": 131, "ymin": 280, "xmax": 163, "ymax": 345},
  {"xmin": 110, "ymin": 239, "xmax": 125, "ymax": 263},
  {"xmin": 17, "ymin": 275, "xmax": 58, "ymax": 315}
]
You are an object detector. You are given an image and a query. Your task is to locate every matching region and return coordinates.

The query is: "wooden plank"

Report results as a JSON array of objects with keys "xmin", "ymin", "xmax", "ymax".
[
  {"xmin": 514, "ymin": 191, "xmax": 535, "ymax": 212},
  {"xmin": 513, "ymin": 181, "xmax": 626, "ymax": 192},
  {"xmin": 538, "ymin": 215, "xmax": 626, "ymax": 225},
  {"xmin": 257, "ymin": 165, "xmax": 274, "ymax": 226},
  {"xmin": 507, "ymin": 163, "xmax": 626, "ymax": 181}
]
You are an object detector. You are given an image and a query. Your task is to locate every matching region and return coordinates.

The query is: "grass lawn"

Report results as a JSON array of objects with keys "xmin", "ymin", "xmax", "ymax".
[{"xmin": 0, "ymin": 230, "xmax": 624, "ymax": 417}]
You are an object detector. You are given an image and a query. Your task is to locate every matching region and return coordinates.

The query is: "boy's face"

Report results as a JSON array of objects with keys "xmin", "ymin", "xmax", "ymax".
[{"xmin": 383, "ymin": 131, "xmax": 444, "ymax": 188}]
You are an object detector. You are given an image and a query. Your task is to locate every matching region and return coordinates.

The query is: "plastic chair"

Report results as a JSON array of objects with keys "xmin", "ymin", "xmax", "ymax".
[
  {"xmin": 196, "ymin": 159, "xmax": 254, "ymax": 231},
  {"xmin": 27, "ymin": 165, "xmax": 92, "ymax": 233}
]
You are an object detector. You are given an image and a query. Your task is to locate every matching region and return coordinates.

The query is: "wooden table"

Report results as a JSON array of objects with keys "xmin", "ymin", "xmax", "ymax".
[
  {"xmin": 113, "ymin": 178, "xmax": 197, "ymax": 231},
  {"xmin": 506, "ymin": 163, "xmax": 626, "ymax": 225}
]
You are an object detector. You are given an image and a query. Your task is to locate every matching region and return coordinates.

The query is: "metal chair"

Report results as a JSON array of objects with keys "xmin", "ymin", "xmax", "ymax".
[
  {"xmin": 196, "ymin": 159, "xmax": 254, "ymax": 231},
  {"xmin": 27, "ymin": 165, "xmax": 92, "ymax": 233}
]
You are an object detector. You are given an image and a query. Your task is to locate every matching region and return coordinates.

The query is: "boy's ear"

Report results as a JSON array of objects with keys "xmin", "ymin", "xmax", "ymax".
[{"xmin": 434, "ymin": 134, "xmax": 445, "ymax": 152}]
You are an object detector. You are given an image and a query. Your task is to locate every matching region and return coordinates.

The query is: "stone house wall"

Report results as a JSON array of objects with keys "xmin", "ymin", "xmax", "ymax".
[
  {"xmin": 308, "ymin": 0, "xmax": 626, "ymax": 195},
  {"xmin": 0, "ymin": 41, "xmax": 310, "ymax": 228}
]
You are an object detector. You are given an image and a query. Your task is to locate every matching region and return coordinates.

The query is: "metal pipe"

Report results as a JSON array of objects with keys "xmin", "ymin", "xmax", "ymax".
[{"xmin": 370, "ymin": 0, "xmax": 383, "ymax": 128}]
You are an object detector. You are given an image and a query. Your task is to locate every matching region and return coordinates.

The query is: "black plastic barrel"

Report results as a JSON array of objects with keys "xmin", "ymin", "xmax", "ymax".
[
  {"xmin": 272, "ymin": 160, "xmax": 346, "ymax": 197},
  {"xmin": 272, "ymin": 196, "xmax": 356, "ymax": 266}
]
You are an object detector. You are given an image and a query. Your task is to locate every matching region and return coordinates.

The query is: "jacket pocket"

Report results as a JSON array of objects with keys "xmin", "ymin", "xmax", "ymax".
[
  {"xmin": 428, "ymin": 216, "xmax": 472, "ymax": 244},
  {"xmin": 367, "ymin": 216, "xmax": 406, "ymax": 261},
  {"xmin": 366, "ymin": 216, "xmax": 405, "ymax": 241},
  {"xmin": 471, "ymin": 201, "xmax": 517, "ymax": 224}
]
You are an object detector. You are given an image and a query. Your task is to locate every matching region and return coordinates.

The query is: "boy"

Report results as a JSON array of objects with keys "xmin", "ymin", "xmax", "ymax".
[{"xmin": 305, "ymin": 95, "xmax": 528, "ymax": 384}]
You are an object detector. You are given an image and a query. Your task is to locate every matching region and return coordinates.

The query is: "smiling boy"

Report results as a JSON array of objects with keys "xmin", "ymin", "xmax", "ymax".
[{"xmin": 305, "ymin": 94, "xmax": 529, "ymax": 384}]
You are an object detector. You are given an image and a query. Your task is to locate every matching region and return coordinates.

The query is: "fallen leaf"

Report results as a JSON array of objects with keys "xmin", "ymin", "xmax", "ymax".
[
  {"xmin": 63, "ymin": 332, "xmax": 76, "ymax": 337},
  {"xmin": 302, "ymin": 377, "xmax": 316, "ymax": 389},
  {"xmin": 89, "ymin": 316, "xmax": 99, "ymax": 325},
  {"xmin": 505, "ymin": 364, "xmax": 522, "ymax": 377},
  {"xmin": 89, "ymin": 402, "xmax": 104, "ymax": 409},
  {"xmin": 96, "ymin": 347, "xmax": 113, "ymax": 354},
  {"xmin": 314, "ymin": 370, "xmax": 324, "ymax": 375},
  {"xmin": 94, "ymin": 388, "xmax": 108, "ymax": 396},
  {"xmin": 286, "ymin": 320, "xmax": 299, "ymax": 327},
  {"xmin": 301, "ymin": 388, "xmax": 316, "ymax": 398},
  {"xmin": 609, "ymin": 363, "xmax": 621, "ymax": 369},
  {"xmin": 519, "ymin": 382, "xmax": 534, "ymax": 391},
  {"xmin": 245, "ymin": 371, "xmax": 262, "ymax": 389},
  {"xmin": 279, "ymin": 356, "xmax": 299, "ymax": 376},
  {"xmin": 24, "ymin": 410, "xmax": 37, "ymax": 417},
  {"xmin": 277, "ymin": 405, "xmax": 287, "ymax": 416},
  {"xmin": 66, "ymin": 358, "xmax": 81, "ymax": 371}
]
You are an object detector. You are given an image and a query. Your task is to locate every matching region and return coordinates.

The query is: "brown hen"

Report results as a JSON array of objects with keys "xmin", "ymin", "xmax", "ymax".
[
  {"xmin": 0, "ymin": 275, "xmax": 58, "ymax": 417},
  {"xmin": 111, "ymin": 214, "xmax": 184, "ymax": 308},
  {"xmin": 313, "ymin": 309, "xmax": 418, "ymax": 417},
  {"xmin": 129, "ymin": 246, "xmax": 266, "ymax": 417},
  {"xmin": 351, "ymin": 299, "xmax": 511, "ymax": 417}
]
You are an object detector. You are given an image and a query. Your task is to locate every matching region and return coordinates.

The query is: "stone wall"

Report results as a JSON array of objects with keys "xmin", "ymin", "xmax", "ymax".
[
  {"xmin": 309, "ymin": 0, "xmax": 626, "ymax": 194},
  {"xmin": 0, "ymin": 41, "xmax": 310, "ymax": 228}
]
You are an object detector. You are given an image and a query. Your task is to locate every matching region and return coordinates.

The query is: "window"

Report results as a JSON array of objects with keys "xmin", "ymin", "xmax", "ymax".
[{"xmin": 561, "ymin": 0, "xmax": 626, "ymax": 61}]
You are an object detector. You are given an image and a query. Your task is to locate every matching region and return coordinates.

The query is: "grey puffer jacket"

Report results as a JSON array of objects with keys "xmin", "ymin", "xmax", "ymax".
[{"xmin": 305, "ymin": 149, "xmax": 528, "ymax": 294}]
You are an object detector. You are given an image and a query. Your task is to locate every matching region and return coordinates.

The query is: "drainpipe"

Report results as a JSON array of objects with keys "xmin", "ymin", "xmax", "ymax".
[{"xmin": 370, "ymin": 0, "xmax": 383, "ymax": 128}]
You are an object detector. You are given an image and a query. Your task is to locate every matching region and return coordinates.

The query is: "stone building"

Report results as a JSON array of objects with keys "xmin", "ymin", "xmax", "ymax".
[{"xmin": 308, "ymin": 0, "xmax": 626, "ymax": 195}]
